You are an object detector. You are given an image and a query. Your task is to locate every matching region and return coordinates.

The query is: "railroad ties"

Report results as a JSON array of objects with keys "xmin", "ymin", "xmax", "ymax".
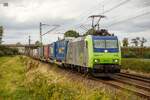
[{"xmin": 109, "ymin": 73, "xmax": 150, "ymax": 99}]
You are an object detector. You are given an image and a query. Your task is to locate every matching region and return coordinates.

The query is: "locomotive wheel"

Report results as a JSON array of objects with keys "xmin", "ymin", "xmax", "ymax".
[
  {"xmin": 81, "ymin": 67, "xmax": 84, "ymax": 74},
  {"xmin": 77, "ymin": 66, "xmax": 81, "ymax": 73},
  {"xmin": 81, "ymin": 67, "xmax": 87, "ymax": 74},
  {"xmin": 71, "ymin": 65, "xmax": 74, "ymax": 71},
  {"xmin": 85, "ymin": 68, "xmax": 89, "ymax": 75},
  {"xmin": 88, "ymin": 68, "xmax": 94, "ymax": 76}
]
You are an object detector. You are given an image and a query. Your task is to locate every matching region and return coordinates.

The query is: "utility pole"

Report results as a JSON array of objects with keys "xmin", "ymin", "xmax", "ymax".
[
  {"xmin": 29, "ymin": 35, "xmax": 31, "ymax": 47},
  {"xmin": 28, "ymin": 35, "xmax": 31, "ymax": 55},
  {"xmin": 39, "ymin": 22, "xmax": 60, "ymax": 46},
  {"xmin": 40, "ymin": 22, "xmax": 42, "ymax": 46}
]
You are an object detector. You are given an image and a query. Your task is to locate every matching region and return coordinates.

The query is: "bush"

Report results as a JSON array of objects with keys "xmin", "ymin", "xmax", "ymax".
[
  {"xmin": 143, "ymin": 52, "xmax": 150, "ymax": 59},
  {"xmin": 0, "ymin": 45, "xmax": 19, "ymax": 56},
  {"xmin": 0, "ymin": 50, "xmax": 4, "ymax": 56},
  {"xmin": 122, "ymin": 47, "xmax": 150, "ymax": 59},
  {"xmin": 122, "ymin": 51, "xmax": 137, "ymax": 58},
  {"xmin": 12, "ymin": 72, "xmax": 78, "ymax": 100},
  {"xmin": 122, "ymin": 58, "xmax": 150, "ymax": 73}
]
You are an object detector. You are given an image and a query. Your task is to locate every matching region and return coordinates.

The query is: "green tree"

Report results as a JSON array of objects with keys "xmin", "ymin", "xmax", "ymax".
[
  {"xmin": 0, "ymin": 26, "xmax": 3, "ymax": 36},
  {"xmin": 16, "ymin": 42, "xmax": 22, "ymax": 46},
  {"xmin": 35, "ymin": 41, "xmax": 41, "ymax": 47},
  {"xmin": 84, "ymin": 28, "xmax": 96, "ymax": 36},
  {"xmin": 131, "ymin": 37, "xmax": 147, "ymax": 47},
  {"xmin": 131, "ymin": 37, "xmax": 139, "ymax": 47},
  {"xmin": 139, "ymin": 37, "xmax": 147, "ymax": 47},
  {"xmin": 0, "ymin": 26, "xmax": 3, "ymax": 44},
  {"xmin": 122, "ymin": 38, "xmax": 129, "ymax": 47},
  {"xmin": 84, "ymin": 29, "xmax": 111, "ymax": 36},
  {"xmin": 64, "ymin": 30, "xmax": 79, "ymax": 38}
]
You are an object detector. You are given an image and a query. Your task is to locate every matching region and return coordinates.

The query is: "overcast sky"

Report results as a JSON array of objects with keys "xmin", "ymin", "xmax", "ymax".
[{"xmin": 0, "ymin": 0, "xmax": 150, "ymax": 46}]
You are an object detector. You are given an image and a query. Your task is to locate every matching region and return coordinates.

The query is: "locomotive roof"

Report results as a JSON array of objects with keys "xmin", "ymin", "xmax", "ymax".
[
  {"xmin": 69, "ymin": 37, "xmax": 85, "ymax": 42},
  {"xmin": 92, "ymin": 35, "xmax": 118, "ymax": 40}
]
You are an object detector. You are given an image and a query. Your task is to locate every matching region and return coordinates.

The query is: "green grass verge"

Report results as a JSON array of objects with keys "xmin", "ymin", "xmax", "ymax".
[
  {"xmin": 0, "ymin": 56, "xmax": 26, "ymax": 99},
  {"xmin": 122, "ymin": 58, "xmax": 150, "ymax": 73},
  {"xmin": 0, "ymin": 56, "xmax": 139, "ymax": 100}
]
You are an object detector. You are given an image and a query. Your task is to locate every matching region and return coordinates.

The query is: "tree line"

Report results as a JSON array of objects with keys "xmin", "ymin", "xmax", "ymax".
[
  {"xmin": 0, "ymin": 45, "xmax": 19, "ymax": 56},
  {"xmin": 122, "ymin": 37, "xmax": 147, "ymax": 47}
]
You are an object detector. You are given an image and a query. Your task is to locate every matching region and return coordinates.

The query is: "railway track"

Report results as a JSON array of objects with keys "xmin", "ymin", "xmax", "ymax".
[
  {"xmin": 117, "ymin": 72, "xmax": 150, "ymax": 83},
  {"xmin": 74, "ymin": 71, "xmax": 150, "ymax": 99},
  {"xmin": 89, "ymin": 75, "xmax": 150, "ymax": 99},
  {"xmin": 108, "ymin": 72, "xmax": 150, "ymax": 99}
]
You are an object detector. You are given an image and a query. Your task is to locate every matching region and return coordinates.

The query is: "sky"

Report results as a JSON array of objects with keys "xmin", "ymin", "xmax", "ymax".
[{"xmin": 0, "ymin": 0, "xmax": 150, "ymax": 46}]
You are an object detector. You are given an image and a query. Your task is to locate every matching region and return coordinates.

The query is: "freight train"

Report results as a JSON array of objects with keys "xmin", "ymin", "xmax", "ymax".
[{"xmin": 30, "ymin": 35, "xmax": 121, "ymax": 77}]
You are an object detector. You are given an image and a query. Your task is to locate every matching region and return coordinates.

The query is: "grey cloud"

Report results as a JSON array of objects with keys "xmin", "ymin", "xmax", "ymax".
[
  {"xmin": 108, "ymin": 16, "xmax": 150, "ymax": 33},
  {"xmin": 0, "ymin": 0, "xmax": 150, "ymax": 44},
  {"xmin": 0, "ymin": 15, "xmax": 76, "ymax": 31},
  {"xmin": 135, "ymin": 0, "xmax": 150, "ymax": 7}
]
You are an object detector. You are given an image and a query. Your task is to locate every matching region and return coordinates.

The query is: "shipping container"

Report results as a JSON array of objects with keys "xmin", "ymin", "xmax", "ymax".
[
  {"xmin": 38, "ymin": 46, "xmax": 44, "ymax": 59},
  {"xmin": 33, "ymin": 49, "xmax": 38, "ymax": 58},
  {"xmin": 49, "ymin": 42, "xmax": 56, "ymax": 61},
  {"xmin": 43, "ymin": 45, "xmax": 49, "ymax": 61},
  {"xmin": 55, "ymin": 40, "xmax": 68, "ymax": 62},
  {"xmin": 29, "ymin": 49, "xmax": 33, "ymax": 57}
]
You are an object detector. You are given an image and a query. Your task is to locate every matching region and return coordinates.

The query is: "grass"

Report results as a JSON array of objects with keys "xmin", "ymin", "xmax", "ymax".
[
  {"xmin": 0, "ymin": 56, "xmax": 141, "ymax": 100},
  {"xmin": 122, "ymin": 58, "xmax": 150, "ymax": 73},
  {"xmin": 0, "ymin": 56, "xmax": 26, "ymax": 99}
]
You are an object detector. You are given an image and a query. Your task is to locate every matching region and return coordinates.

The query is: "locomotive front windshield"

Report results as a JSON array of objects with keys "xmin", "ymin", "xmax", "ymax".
[{"xmin": 94, "ymin": 40, "xmax": 118, "ymax": 49}]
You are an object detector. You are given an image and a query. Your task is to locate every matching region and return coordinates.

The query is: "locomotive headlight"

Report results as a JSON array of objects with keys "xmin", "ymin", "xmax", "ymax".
[
  {"xmin": 113, "ymin": 59, "xmax": 119, "ymax": 63},
  {"xmin": 94, "ymin": 59, "xmax": 99, "ymax": 63},
  {"xmin": 104, "ymin": 50, "xmax": 108, "ymax": 53}
]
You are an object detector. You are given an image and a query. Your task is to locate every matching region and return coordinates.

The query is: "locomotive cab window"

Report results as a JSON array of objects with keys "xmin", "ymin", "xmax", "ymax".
[
  {"xmin": 93, "ymin": 40, "xmax": 118, "ymax": 48},
  {"xmin": 106, "ymin": 40, "xmax": 118, "ymax": 48},
  {"xmin": 93, "ymin": 40, "xmax": 105, "ymax": 48}
]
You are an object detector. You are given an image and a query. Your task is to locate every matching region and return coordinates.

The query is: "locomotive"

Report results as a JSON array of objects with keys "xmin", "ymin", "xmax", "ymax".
[
  {"xmin": 30, "ymin": 33, "xmax": 121, "ymax": 77},
  {"xmin": 65, "ymin": 35, "xmax": 121, "ymax": 76}
]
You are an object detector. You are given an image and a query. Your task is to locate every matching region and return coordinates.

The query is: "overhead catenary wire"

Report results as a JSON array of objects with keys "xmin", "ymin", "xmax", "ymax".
[
  {"xmin": 56, "ymin": 0, "xmax": 147, "ymax": 33},
  {"xmin": 101, "ymin": 0, "xmax": 131, "ymax": 14},
  {"xmin": 108, "ymin": 11, "xmax": 150, "ymax": 27},
  {"xmin": 75, "ymin": 0, "xmax": 132, "ymax": 31},
  {"xmin": 59, "ymin": 0, "xmax": 110, "ymax": 31}
]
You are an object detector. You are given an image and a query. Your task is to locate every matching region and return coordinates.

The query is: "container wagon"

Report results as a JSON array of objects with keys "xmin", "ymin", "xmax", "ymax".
[
  {"xmin": 43, "ymin": 45, "xmax": 50, "ymax": 62},
  {"xmin": 38, "ymin": 46, "xmax": 44, "ymax": 60},
  {"xmin": 49, "ymin": 42, "xmax": 56, "ymax": 63},
  {"xmin": 55, "ymin": 40, "xmax": 69, "ymax": 65},
  {"xmin": 32, "ymin": 49, "xmax": 38, "ymax": 59}
]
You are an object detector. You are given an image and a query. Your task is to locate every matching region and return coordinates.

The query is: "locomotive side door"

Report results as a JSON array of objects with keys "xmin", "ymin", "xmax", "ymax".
[{"xmin": 83, "ymin": 40, "xmax": 88, "ymax": 67}]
